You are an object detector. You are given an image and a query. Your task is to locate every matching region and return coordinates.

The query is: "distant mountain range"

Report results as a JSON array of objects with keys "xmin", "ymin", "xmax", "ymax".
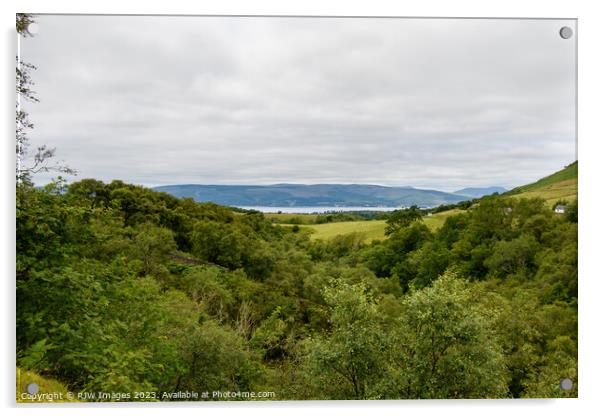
[
  {"xmin": 151, "ymin": 162, "xmax": 576, "ymax": 209},
  {"xmin": 152, "ymin": 183, "xmax": 504, "ymax": 208},
  {"xmin": 453, "ymin": 186, "xmax": 507, "ymax": 198}
]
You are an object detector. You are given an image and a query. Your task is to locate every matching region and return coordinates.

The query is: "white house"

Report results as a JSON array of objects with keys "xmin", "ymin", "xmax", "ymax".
[{"xmin": 554, "ymin": 205, "xmax": 567, "ymax": 214}]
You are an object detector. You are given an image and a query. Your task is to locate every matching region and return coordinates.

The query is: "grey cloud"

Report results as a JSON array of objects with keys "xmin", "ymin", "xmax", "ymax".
[{"xmin": 21, "ymin": 15, "xmax": 576, "ymax": 192}]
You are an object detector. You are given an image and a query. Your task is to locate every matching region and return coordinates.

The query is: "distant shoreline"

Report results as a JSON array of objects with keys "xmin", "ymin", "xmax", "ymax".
[{"xmin": 235, "ymin": 206, "xmax": 406, "ymax": 214}]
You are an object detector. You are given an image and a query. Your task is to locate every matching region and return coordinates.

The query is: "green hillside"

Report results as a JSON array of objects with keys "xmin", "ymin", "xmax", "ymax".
[
  {"xmin": 505, "ymin": 161, "xmax": 577, "ymax": 205},
  {"xmin": 509, "ymin": 161, "xmax": 577, "ymax": 193}
]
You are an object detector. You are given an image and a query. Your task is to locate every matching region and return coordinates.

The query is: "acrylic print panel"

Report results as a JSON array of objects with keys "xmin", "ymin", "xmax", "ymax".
[{"xmin": 16, "ymin": 14, "xmax": 576, "ymax": 402}]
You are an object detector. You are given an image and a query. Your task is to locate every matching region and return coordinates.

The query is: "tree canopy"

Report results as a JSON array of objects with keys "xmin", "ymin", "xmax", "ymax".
[{"xmin": 16, "ymin": 177, "xmax": 577, "ymax": 400}]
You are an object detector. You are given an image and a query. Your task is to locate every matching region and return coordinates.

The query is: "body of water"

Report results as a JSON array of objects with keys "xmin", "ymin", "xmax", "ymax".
[{"xmin": 236, "ymin": 206, "xmax": 405, "ymax": 214}]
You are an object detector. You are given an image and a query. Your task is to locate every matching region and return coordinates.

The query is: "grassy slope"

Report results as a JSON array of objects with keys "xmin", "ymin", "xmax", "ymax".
[
  {"xmin": 16, "ymin": 367, "xmax": 77, "ymax": 403},
  {"xmin": 506, "ymin": 162, "xmax": 577, "ymax": 206}
]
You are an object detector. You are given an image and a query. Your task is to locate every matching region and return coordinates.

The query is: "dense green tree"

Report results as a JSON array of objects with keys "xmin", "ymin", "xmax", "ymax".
[
  {"xmin": 485, "ymin": 235, "xmax": 538, "ymax": 278},
  {"xmin": 250, "ymin": 307, "xmax": 289, "ymax": 359},
  {"xmin": 565, "ymin": 200, "xmax": 578, "ymax": 223},
  {"xmin": 300, "ymin": 281, "xmax": 389, "ymax": 399},
  {"xmin": 177, "ymin": 321, "xmax": 264, "ymax": 395},
  {"xmin": 129, "ymin": 223, "xmax": 177, "ymax": 277},
  {"xmin": 385, "ymin": 205, "xmax": 423, "ymax": 235},
  {"xmin": 410, "ymin": 241, "xmax": 451, "ymax": 288},
  {"xmin": 388, "ymin": 272, "xmax": 509, "ymax": 399}
]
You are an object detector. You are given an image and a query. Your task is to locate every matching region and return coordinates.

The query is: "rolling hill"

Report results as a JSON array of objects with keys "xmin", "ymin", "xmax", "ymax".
[
  {"xmin": 153, "ymin": 183, "xmax": 471, "ymax": 208},
  {"xmin": 505, "ymin": 161, "xmax": 577, "ymax": 205},
  {"xmin": 454, "ymin": 186, "xmax": 507, "ymax": 198}
]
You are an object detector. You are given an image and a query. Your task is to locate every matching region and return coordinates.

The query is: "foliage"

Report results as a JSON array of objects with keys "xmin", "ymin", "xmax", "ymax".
[
  {"xmin": 388, "ymin": 273, "xmax": 508, "ymax": 399},
  {"xmin": 385, "ymin": 205, "xmax": 423, "ymax": 235},
  {"xmin": 16, "ymin": 178, "xmax": 577, "ymax": 400},
  {"xmin": 300, "ymin": 281, "xmax": 388, "ymax": 399}
]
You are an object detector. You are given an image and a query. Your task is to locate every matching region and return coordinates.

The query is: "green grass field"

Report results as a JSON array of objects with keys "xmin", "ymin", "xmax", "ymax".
[
  {"xmin": 304, "ymin": 209, "xmax": 462, "ymax": 242},
  {"xmin": 306, "ymin": 220, "xmax": 387, "ymax": 241}
]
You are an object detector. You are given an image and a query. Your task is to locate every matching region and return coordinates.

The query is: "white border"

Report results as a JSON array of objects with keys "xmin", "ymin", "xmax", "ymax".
[{"xmin": 2, "ymin": 1, "xmax": 601, "ymax": 416}]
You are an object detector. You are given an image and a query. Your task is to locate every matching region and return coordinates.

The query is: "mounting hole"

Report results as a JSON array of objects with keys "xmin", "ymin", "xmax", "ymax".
[
  {"xmin": 27, "ymin": 22, "xmax": 39, "ymax": 35},
  {"xmin": 559, "ymin": 26, "xmax": 573, "ymax": 39},
  {"xmin": 560, "ymin": 378, "xmax": 573, "ymax": 391},
  {"xmin": 25, "ymin": 383, "xmax": 39, "ymax": 394}
]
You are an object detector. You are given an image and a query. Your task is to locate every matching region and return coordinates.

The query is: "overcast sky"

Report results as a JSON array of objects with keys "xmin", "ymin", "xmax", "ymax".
[{"xmin": 20, "ymin": 15, "xmax": 576, "ymax": 191}]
